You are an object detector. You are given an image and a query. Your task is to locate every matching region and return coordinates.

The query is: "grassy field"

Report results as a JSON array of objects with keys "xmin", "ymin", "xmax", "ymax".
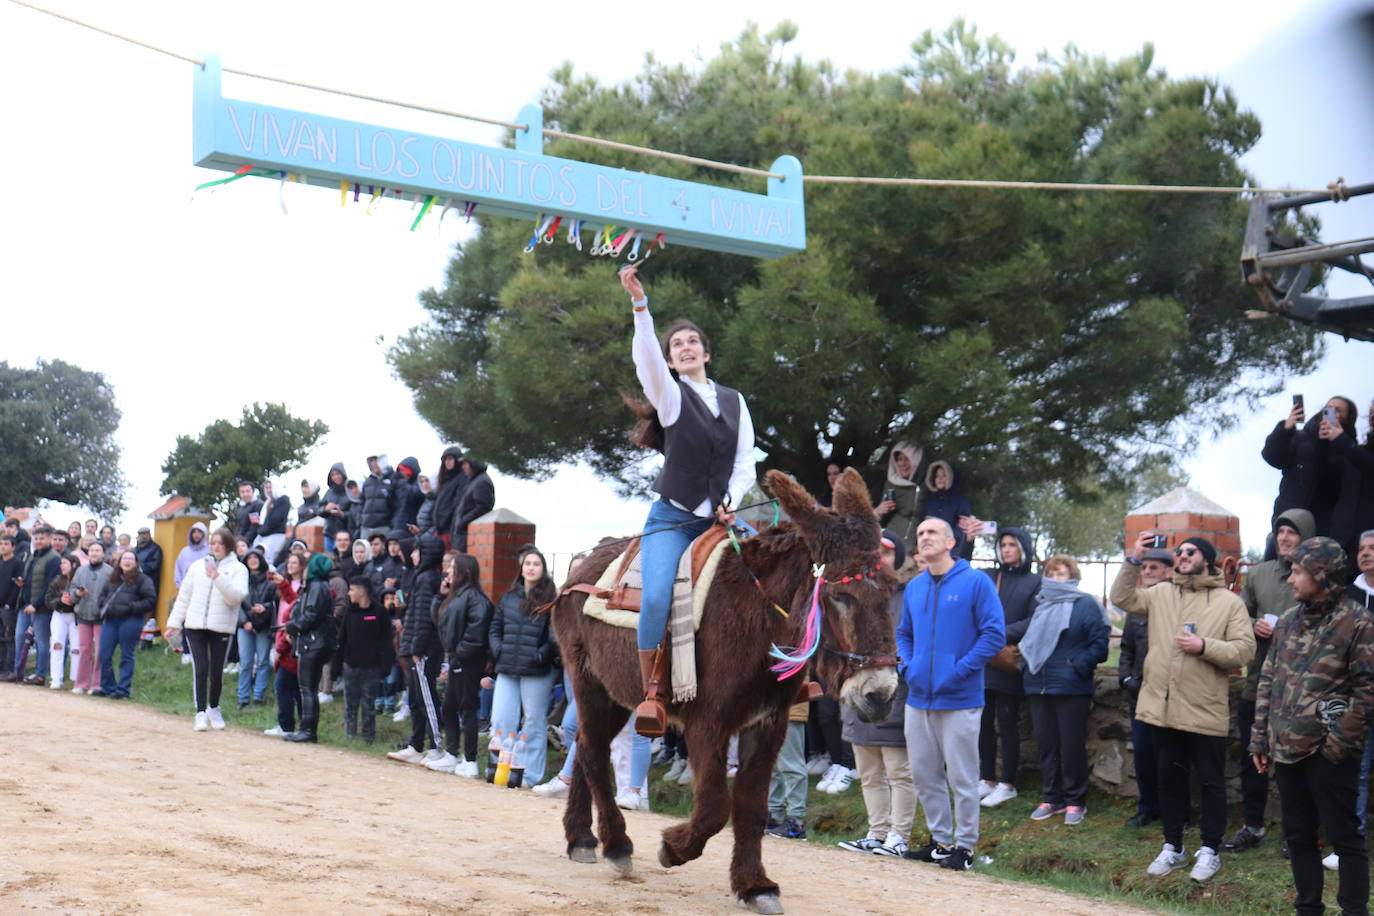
[{"xmin": 69, "ymin": 646, "xmax": 1337, "ymax": 914}]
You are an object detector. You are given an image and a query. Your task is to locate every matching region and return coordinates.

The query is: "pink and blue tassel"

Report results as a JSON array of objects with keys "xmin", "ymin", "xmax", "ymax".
[{"xmin": 768, "ymin": 573, "xmax": 823, "ymax": 680}]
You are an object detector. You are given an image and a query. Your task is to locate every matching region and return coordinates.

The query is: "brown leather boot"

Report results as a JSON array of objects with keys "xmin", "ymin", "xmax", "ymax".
[
  {"xmin": 793, "ymin": 679, "xmax": 823, "ymax": 703},
  {"xmin": 634, "ymin": 648, "xmax": 667, "ymax": 738}
]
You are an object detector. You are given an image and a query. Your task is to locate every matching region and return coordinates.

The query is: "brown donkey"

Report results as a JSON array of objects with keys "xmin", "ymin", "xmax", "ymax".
[{"xmin": 551, "ymin": 468, "xmax": 899, "ymax": 914}]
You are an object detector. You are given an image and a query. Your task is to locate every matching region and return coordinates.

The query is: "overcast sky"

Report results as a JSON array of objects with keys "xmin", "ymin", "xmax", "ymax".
[{"xmin": 2, "ymin": 0, "xmax": 1370, "ymax": 572}]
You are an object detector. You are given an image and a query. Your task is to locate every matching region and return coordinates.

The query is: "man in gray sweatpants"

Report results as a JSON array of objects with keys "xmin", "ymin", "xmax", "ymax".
[{"xmin": 895, "ymin": 517, "xmax": 1006, "ymax": 871}]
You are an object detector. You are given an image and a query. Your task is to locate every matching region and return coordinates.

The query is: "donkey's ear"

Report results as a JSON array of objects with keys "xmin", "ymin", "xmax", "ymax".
[
  {"xmin": 832, "ymin": 467, "xmax": 875, "ymax": 518},
  {"xmin": 764, "ymin": 470, "xmax": 821, "ymax": 528}
]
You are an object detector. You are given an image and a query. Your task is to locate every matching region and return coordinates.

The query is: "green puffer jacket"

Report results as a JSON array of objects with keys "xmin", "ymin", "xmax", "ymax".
[{"xmin": 1250, "ymin": 591, "xmax": 1374, "ymax": 765}]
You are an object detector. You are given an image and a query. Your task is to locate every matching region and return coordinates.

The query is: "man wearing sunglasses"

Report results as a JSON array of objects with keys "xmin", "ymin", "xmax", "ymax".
[{"xmin": 1112, "ymin": 531, "xmax": 1254, "ymax": 884}]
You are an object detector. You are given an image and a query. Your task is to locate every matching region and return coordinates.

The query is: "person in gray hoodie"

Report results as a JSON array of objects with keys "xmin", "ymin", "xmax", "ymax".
[
  {"xmin": 978, "ymin": 526, "xmax": 1041, "ymax": 808},
  {"xmin": 173, "ymin": 522, "xmax": 211, "ymax": 589},
  {"xmin": 69, "ymin": 541, "xmax": 110, "ymax": 693}
]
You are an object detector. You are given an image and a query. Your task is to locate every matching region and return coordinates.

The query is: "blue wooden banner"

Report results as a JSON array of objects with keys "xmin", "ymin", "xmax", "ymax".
[{"xmin": 192, "ymin": 57, "xmax": 806, "ymax": 258}]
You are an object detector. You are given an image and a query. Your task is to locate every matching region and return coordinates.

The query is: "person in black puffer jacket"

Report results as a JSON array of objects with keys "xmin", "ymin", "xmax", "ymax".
[
  {"xmin": 432, "ymin": 447, "xmax": 467, "ymax": 549},
  {"xmin": 321, "ymin": 463, "xmax": 351, "ymax": 548},
  {"xmin": 391, "ymin": 457, "xmax": 425, "ymax": 534},
  {"xmin": 97, "ymin": 550, "xmax": 157, "ymax": 698},
  {"xmin": 435, "ymin": 553, "xmax": 494, "ymax": 775},
  {"xmin": 235, "ymin": 549, "xmax": 278, "ymax": 709},
  {"xmin": 387, "ymin": 533, "xmax": 446, "ymax": 763},
  {"xmin": 487, "ymin": 546, "xmax": 557, "ymax": 786},
  {"xmin": 234, "ymin": 482, "xmax": 263, "ymax": 544},
  {"xmin": 359, "ymin": 455, "xmax": 395, "ymax": 539},
  {"xmin": 284, "ymin": 554, "xmax": 336, "ymax": 743},
  {"xmin": 451, "ymin": 456, "xmax": 495, "ymax": 552},
  {"xmin": 977, "ymin": 525, "xmax": 1041, "ymax": 808}
]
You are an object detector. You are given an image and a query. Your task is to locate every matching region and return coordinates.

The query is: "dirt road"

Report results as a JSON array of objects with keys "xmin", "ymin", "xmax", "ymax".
[{"xmin": 0, "ymin": 687, "xmax": 1154, "ymax": 914}]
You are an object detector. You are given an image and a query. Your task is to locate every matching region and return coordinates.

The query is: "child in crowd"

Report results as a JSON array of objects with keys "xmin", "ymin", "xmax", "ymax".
[{"xmin": 338, "ymin": 576, "xmax": 392, "ymax": 743}]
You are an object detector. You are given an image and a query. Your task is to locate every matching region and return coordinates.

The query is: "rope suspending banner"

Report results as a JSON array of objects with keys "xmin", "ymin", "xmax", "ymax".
[{"xmin": 6, "ymin": 0, "xmax": 1352, "ymax": 198}]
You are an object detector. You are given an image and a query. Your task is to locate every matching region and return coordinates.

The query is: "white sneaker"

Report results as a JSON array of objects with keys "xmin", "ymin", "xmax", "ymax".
[
  {"xmin": 1147, "ymin": 843, "xmax": 1188, "ymax": 877},
  {"xmin": 454, "ymin": 760, "xmax": 480, "ymax": 779},
  {"xmin": 386, "ymin": 745, "xmax": 425, "ymax": 764},
  {"xmin": 425, "ymin": 752, "xmax": 460, "ymax": 773},
  {"xmin": 49, "ymin": 680, "xmax": 63, "ymax": 689},
  {"xmin": 726, "ymin": 765, "xmax": 739, "ymax": 779},
  {"xmin": 664, "ymin": 757, "xmax": 688, "ymax": 783},
  {"xmin": 874, "ymin": 833, "xmax": 908, "ymax": 857},
  {"xmin": 533, "ymin": 776, "xmax": 571, "ymax": 798},
  {"xmin": 977, "ymin": 780, "xmax": 997, "ymax": 799},
  {"xmin": 1323, "ymin": 852, "xmax": 1339, "ymax": 870},
  {"xmin": 824, "ymin": 767, "xmax": 857, "ymax": 794},
  {"xmin": 206, "ymin": 707, "xmax": 226, "ymax": 730},
  {"xmin": 816, "ymin": 763, "xmax": 843, "ymax": 792},
  {"xmin": 419, "ymin": 748, "xmax": 445, "ymax": 765},
  {"xmin": 181, "ymin": 653, "xmax": 192, "ymax": 665},
  {"xmin": 981, "ymin": 783, "xmax": 1018, "ymax": 808},
  {"xmin": 615, "ymin": 787, "xmax": 650, "ymax": 811},
  {"xmin": 318, "ymin": 691, "xmax": 333, "ymax": 704},
  {"xmin": 806, "ymin": 753, "xmax": 831, "ymax": 776},
  {"xmin": 1189, "ymin": 846, "xmax": 1221, "ymax": 883},
  {"xmin": 263, "ymin": 725, "xmax": 287, "ymax": 736},
  {"xmin": 71, "ymin": 687, "xmax": 86, "ymax": 695},
  {"xmin": 193, "ymin": 712, "xmax": 209, "ymax": 732},
  {"xmin": 224, "ymin": 663, "xmax": 239, "ymax": 674},
  {"xmin": 392, "ymin": 705, "xmax": 410, "ymax": 723},
  {"xmin": 675, "ymin": 762, "xmax": 694, "ymax": 786}
]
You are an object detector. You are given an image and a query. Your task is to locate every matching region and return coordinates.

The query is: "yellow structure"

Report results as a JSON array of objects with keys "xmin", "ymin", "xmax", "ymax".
[{"xmin": 147, "ymin": 495, "xmax": 214, "ymax": 629}]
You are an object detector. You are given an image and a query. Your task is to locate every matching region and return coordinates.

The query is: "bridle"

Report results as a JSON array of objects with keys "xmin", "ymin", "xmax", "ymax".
[
  {"xmin": 767, "ymin": 557, "xmax": 899, "ymax": 680},
  {"xmin": 816, "ymin": 563, "xmax": 899, "ymax": 674}
]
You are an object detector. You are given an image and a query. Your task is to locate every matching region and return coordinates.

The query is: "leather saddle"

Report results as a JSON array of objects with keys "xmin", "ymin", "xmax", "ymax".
[{"xmin": 564, "ymin": 525, "xmax": 732, "ymax": 613}]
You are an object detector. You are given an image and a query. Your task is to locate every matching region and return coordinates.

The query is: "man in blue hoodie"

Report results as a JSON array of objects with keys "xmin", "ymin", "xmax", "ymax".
[{"xmin": 897, "ymin": 517, "xmax": 1005, "ymax": 872}]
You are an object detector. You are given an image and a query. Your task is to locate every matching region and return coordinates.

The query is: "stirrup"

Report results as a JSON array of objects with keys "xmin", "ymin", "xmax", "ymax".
[{"xmin": 634, "ymin": 698, "xmax": 666, "ymax": 738}]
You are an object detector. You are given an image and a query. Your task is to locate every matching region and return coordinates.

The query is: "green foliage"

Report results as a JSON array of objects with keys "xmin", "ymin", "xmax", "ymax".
[
  {"xmin": 392, "ymin": 21, "xmax": 1322, "ymax": 531},
  {"xmin": 160, "ymin": 403, "xmax": 328, "ymax": 524},
  {"xmin": 0, "ymin": 359, "xmax": 127, "ymax": 518},
  {"xmin": 1022, "ymin": 453, "xmax": 1190, "ymax": 558}
]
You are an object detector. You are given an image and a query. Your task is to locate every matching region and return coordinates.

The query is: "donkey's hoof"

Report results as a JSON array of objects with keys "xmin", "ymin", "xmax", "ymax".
[
  {"xmin": 745, "ymin": 893, "xmax": 784, "ymax": 915},
  {"xmin": 606, "ymin": 854, "xmax": 634, "ymax": 877},
  {"xmin": 658, "ymin": 842, "xmax": 682, "ymax": 869},
  {"xmin": 569, "ymin": 846, "xmax": 597, "ymax": 864}
]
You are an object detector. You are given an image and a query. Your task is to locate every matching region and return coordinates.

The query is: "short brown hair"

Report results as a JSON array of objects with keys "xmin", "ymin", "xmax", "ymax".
[
  {"xmin": 1044, "ymin": 554, "xmax": 1080, "ymax": 580},
  {"xmin": 660, "ymin": 319, "xmax": 711, "ymax": 362}
]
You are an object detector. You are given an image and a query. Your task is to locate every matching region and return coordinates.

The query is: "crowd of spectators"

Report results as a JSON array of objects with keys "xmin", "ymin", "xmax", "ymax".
[{"xmin": 1, "ymin": 389, "xmax": 1372, "ymax": 910}]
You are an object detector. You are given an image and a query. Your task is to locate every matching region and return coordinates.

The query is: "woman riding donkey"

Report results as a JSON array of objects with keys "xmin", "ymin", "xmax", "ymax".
[{"xmin": 620, "ymin": 265, "xmax": 757, "ymax": 736}]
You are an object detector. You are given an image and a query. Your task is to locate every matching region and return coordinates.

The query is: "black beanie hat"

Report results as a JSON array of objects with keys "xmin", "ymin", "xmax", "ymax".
[
  {"xmin": 1180, "ymin": 536, "xmax": 1217, "ymax": 569},
  {"xmin": 880, "ymin": 529, "xmax": 907, "ymax": 571}
]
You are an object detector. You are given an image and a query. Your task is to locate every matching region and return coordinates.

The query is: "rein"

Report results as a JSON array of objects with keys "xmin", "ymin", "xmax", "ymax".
[{"xmin": 761, "ymin": 553, "xmax": 897, "ymax": 680}]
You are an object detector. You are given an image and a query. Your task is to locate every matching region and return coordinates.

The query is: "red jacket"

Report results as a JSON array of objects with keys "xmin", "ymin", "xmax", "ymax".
[{"xmin": 274, "ymin": 578, "xmax": 301, "ymax": 674}]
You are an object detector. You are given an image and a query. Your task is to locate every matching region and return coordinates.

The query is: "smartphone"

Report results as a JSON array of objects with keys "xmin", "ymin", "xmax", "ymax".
[
  {"xmin": 1324, "ymin": 406, "xmax": 1339, "ymax": 426},
  {"xmin": 1292, "ymin": 393, "xmax": 1304, "ymax": 411},
  {"xmin": 1184, "ymin": 622, "xmax": 1197, "ymax": 635},
  {"xmin": 1150, "ymin": 534, "xmax": 1168, "ymax": 549},
  {"xmin": 981, "ymin": 521, "xmax": 999, "ymax": 536},
  {"xmin": 882, "ymin": 489, "xmax": 896, "ymax": 504}
]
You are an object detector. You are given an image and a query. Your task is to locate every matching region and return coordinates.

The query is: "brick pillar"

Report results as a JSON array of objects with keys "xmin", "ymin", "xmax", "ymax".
[
  {"xmin": 467, "ymin": 508, "xmax": 536, "ymax": 601},
  {"xmin": 1124, "ymin": 487, "xmax": 1241, "ymax": 564},
  {"xmin": 294, "ymin": 521, "xmax": 327, "ymax": 557}
]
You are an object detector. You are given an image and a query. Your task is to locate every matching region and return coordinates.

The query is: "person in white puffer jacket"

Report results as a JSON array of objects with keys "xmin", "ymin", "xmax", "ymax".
[{"xmin": 166, "ymin": 527, "xmax": 248, "ymax": 732}]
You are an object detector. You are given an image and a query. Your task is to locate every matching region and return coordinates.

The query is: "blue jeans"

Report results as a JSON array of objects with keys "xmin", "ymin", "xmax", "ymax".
[
  {"xmin": 637, "ymin": 500, "xmax": 712, "ymax": 650},
  {"xmin": 26, "ymin": 611, "xmax": 53, "ymax": 679},
  {"xmin": 276, "ymin": 667, "xmax": 301, "ymax": 732},
  {"xmin": 491, "ymin": 669, "xmax": 558, "ymax": 786},
  {"xmin": 236, "ymin": 628, "xmax": 273, "ymax": 704},
  {"xmin": 559, "ymin": 668, "xmax": 579, "ymax": 780},
  {"xmin": 630, "ymin": 732, "xmax": 652, "ymax": 790},
  {"xmin": 1358, "ymin": 726, "xmax": 1373, "ymax": 834},
  {"xmin": 99, "ymin": 615, "xmax": 143, "ymax": 697}
]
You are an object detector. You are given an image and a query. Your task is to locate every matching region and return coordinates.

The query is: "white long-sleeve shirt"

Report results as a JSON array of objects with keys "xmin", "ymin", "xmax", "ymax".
[{"xmin": 632, "ymin": 299, "xmax": 756, "ymax": 517}]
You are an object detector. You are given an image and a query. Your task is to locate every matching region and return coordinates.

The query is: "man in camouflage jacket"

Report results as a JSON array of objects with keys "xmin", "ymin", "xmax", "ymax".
[{"xmin": 1251, "ymin": 537, "xmax": 1374, "ymax": 916}]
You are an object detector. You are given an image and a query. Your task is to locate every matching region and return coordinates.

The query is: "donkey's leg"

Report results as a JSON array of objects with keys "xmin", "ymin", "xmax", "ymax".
[
  {"xmin": 564, "ymin": 752, "xmax": 597, "ymax": 864},
  {"xmin": 729, "ymin": 715, "xmax": 790, "ymax": 914},
  {"xmin": 570, "ymin": 679, "xmax": 635, "ymax": 874},
  {"xmin": 658, "ymin": 721, "xmax": 731, "ymax": 868}
]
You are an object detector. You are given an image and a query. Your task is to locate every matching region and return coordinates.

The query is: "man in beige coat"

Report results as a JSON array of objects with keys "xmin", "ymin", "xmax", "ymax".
[{"xmin": 1111, "ymin": 531, "xmax": 1254, "ymax": 884}]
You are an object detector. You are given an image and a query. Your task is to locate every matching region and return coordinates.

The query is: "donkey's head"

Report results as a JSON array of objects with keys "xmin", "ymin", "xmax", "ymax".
[{"xmin": 765, "ymin": 468, "xmax": 898, "ymax": 723}]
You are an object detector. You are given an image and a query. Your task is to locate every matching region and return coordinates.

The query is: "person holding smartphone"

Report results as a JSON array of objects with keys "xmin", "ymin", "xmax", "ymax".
[
  {"xmin": 1262, "ymin": 395, "xmax": 1357, "ymax": 535},
  {"xmin": 166, "ymin": 527, "xmax": 249, "ymax": 732}
]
